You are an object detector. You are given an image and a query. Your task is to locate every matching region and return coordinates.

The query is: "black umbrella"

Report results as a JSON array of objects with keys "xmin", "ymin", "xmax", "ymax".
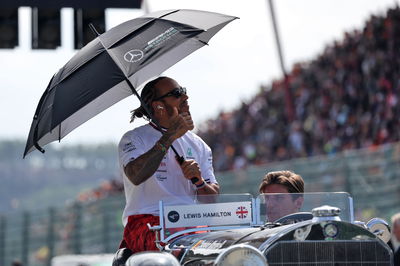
[{"xmin": 24, "ymin": 9, "xmax": 237, "ymax": 157}]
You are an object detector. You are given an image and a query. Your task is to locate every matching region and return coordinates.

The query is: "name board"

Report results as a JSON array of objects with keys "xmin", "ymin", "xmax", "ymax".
[{"xmin": 164, "ymin": 201, "xmax": 252, "ymax": 228}]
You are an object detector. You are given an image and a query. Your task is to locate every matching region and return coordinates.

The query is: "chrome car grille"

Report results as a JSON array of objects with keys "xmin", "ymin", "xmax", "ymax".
[{"xmin": 265, "ymin": 240, "xmax": 392, "ymax": 265}]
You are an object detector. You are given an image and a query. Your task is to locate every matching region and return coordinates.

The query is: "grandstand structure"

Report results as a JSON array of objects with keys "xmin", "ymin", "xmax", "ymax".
[{"xmin": 1, "ymin": 4, "xmax": 400, "ymax": 266}]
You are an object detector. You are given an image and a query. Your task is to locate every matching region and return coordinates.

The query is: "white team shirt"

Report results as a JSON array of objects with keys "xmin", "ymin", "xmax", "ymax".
[{"xmin": 118, "ymin": 123, "xmax": 217, "ymax": 226}]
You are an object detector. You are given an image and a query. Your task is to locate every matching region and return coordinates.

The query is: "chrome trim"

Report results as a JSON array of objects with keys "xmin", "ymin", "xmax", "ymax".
[
  {"xmin": 259, "ymin": 220, "xmax": 312, "ymax": 251},
  {"xmin": 311, "ymin": 205, "xmax": 341, "ymax": 222},
  {"xmin": 159, "ymin": 200, "xmax": 165, "ymax": 242},
  {"xmin": 147, "ymin": 223, "xmax": 163, "ymax": 251},
  {"xmin": 252, "ymin": 198, "xmax": 257, "ymax": 226},
  {"xmin": 366, "ymin": 217, "xmax": 391, "ymax": 243},
  {"xmin": 125, "ymin": 251, "xmax": 180, "ymax": 266},
  {"xmin": 312, "ymin": 205, "xmax": 341, "ymax": 217},
  {"xmin": 255, "ymin": 197, "xmax": 262, "ymax": 225},
  {"xmin": 162, "ymin": 225, "xmax": 254, "ymax": 243},
  {"xmin": 311, "ymin": 216, "xmax": 341, "ymax": 222},
  {"xmin": 264, "ymin": 239, "xmax": 393, "ymax": 265},
  {"xmin": 353, "ymin": 220, "xmax": 367, "ymax": 229},
  {"xmin": 215, "ymin": 244, "xmax": 267, "ymax": 266},
  {"xmin": 349, "ymin": 196, "xmax": 354, "ymax": 223}
]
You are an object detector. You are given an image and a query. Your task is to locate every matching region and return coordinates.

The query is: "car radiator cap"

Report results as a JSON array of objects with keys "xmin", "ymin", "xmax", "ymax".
[{"xmin": 312, "ymin": 205, "xmax": 341, "ymax": 217}]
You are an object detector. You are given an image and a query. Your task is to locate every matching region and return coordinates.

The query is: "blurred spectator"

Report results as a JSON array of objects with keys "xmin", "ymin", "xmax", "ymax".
[
  {"xmin": 11, "ymin": 259, "xmax": 23, "ymax": 266},
  {"xmin": 390, "ymin": 212, "xmax": 400, "ymax": 265},
  {"xmin": 76, "ymin": 178, "xmax": 123, "ymax": 203},
  {"xmin": 198, "ymin": 5, "xmax": 400, "ymax": 172}
]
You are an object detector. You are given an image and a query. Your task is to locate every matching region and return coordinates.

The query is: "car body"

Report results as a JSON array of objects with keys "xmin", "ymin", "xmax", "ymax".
[{"xmin": 121, "ymin": 192, "xmax": 393, "ymax": 266}]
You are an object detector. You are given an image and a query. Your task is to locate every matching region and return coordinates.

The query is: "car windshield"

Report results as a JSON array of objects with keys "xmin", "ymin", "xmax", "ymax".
[
  {"xmin": 257, "ymin": 192, "xmax": 353, "ymax": 223},
  {"xmin": 157, "ymin": 192, "xmax": 353, "ymax": 242}
]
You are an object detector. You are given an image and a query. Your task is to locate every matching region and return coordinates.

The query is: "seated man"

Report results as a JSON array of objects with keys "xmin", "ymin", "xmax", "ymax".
[{"xmin": 258, "ymin": 170, "xmax": 305, "ymax": 222}]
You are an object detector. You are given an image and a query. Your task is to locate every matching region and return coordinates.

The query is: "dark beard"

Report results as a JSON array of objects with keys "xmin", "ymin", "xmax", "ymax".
[{"xmin": 165, "ymin": 104, "xmax": 175, "ymax": 117}]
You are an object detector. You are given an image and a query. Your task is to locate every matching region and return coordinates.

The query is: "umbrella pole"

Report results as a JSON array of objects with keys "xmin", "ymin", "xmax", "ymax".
[
  {"xmin": 87, "ymin": 24, "xmax": 186, "ymax": 161},
  {"xmin": 124, "ymin": 77, "xmax": 185, "ymax": 164},
  {"xmin": 89, "ymin": 23, "xmax": 101, "ymax": 37},
  {"xmin": 85, "ymin": 25, "xmax": 186, "ymax": 164}
]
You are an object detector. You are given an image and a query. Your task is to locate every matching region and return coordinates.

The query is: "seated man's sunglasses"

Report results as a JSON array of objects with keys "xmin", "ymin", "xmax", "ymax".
[{"xmin": 154, "ymin": 87, "xmax": 187, "ymax": 101}]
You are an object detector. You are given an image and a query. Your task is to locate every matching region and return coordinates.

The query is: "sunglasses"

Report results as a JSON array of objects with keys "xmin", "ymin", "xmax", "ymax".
[{"xmin": 154, "ymin": 87, "xmax": 187, "ymax": 101}]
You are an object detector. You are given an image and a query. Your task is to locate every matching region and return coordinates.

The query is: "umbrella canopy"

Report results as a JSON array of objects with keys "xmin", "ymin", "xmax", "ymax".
[{"xmin": 24, "ymin": 9, "xmax": 237, "ymax": 157}]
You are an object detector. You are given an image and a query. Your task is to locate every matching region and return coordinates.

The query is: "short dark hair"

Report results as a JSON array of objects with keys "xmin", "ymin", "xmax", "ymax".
[
  {"xmin": 130, "ymin": 76, "xmax": 167, "ymax": 122},
  {"xmin": 259, "ymin": 170, "xmax": 304, "ymax": 194}
]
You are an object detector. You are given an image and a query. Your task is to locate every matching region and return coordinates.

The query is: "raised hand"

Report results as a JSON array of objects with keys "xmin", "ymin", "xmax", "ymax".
[{"xmin": 166, "ymin": 107, "xmax": 194, "ymax": 141}]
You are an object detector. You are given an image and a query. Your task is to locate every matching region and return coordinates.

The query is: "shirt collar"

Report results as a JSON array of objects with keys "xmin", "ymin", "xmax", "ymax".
[{"xmin": 149, "ymin": 121, "xmax": 167, "ymax": 132}]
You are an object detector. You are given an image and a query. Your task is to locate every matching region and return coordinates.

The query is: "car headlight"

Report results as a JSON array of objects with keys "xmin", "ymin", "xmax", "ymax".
[
  {"xmin": 125, "ymin": 251, "xmax": 180, "ymax": 266},
  {"xmin": 215, "ymin": 244, "xmax": 267, "ymax": 266}
]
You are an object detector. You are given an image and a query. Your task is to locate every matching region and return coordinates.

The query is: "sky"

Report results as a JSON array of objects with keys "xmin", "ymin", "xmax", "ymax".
[{"xmin": 0, "ymin": 0, "xmax": 397, "ymax": 151}]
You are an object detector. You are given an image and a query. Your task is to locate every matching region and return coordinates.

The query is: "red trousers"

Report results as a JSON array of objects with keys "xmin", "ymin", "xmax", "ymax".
[
  {"xmin": 120, "ymin": 214, "xmax": 160, "ymax": 252},
  {"xmin": 119, "ymin": 214, "xmax": 207, "ymax": 252}
]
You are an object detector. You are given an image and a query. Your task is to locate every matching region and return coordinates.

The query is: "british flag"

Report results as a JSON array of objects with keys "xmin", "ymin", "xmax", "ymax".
[{"xmin": 236, "ymin": 206, "xmax": 248, "ymax": 219}]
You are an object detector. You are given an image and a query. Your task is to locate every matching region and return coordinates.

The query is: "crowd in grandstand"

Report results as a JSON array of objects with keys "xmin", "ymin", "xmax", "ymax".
[
  {"xmin": 76, "ymin": 6, "xmax": 400, "ymax": 199},
  {"xmin": 198, "ymin": 5, "xmax": 400, "ymax": 171}
]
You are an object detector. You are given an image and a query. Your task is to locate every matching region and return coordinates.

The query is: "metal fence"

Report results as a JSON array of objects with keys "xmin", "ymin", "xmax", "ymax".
[
  {"xmin": 1, "ymin": 142, "xmax": 399, "ymax": 265},
  {"xmin": 0, "ymin": 196, "xmax": 124, "ymax": 266}
]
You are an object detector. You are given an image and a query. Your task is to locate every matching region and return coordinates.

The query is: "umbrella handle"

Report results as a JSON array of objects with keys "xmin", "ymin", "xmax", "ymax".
[
  {"xmin": 174, "ymin": 154, "xmax": 200, "ymax": 184},
  {"xmin": 174, "ymin": 153, "xmax": 184, "ymax": 164}
]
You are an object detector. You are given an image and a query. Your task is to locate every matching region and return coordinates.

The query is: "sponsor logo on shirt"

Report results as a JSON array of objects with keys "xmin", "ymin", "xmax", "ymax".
[
  {"xmin": 186, "ymin": 147, "xmax": 196, "ymax": 160},
  {"xmin": 156, "ymin": 174, "xmax": 167, "ymax": 181},
  {"xmin": 187, "ymin": 147, "xmax": 193, "ymax": 157},
  {"xmin": 123, "ymin": 142, "xmax": 136, "ymax": 153},
  {"xmin": 156, "ymin": 161, "xmax": 167, "ymax": 174}
]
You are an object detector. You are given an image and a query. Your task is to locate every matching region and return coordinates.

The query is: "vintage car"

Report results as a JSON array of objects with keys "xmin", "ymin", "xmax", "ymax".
[{"xmin": 113, "ymin": 192, "xmax": 393, "ymax": 266}]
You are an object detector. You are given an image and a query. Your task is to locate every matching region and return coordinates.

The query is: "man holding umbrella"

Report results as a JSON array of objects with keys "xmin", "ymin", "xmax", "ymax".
[
  {"xmin": 22, "ymin": 8, "xmax": 236, "ymax": 256},
  {"xmin": 118, "ymin": 76, "xmax": 219, "ymax": 252}
]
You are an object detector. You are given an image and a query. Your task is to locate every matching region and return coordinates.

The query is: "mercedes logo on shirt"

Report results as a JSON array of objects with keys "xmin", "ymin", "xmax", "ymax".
[{"xmin": 123, "ymin": 49, "xmax": 144, "ymax": 63}]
